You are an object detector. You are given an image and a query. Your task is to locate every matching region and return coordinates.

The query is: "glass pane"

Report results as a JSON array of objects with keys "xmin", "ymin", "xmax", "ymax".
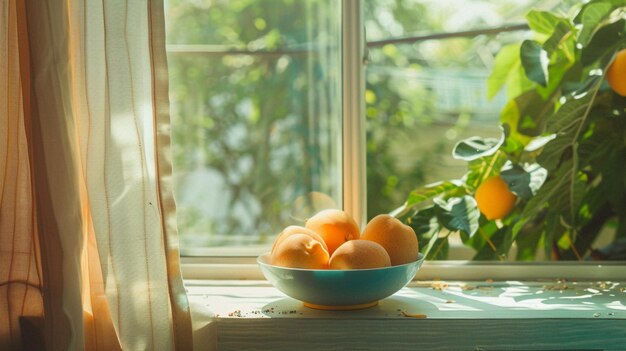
[
  {"xmin": 165, "ymin": 0, "xmax": 342, "ymax": 252},
  {"xmin": 364, "ymin": 0, "xmax": 605, "ymax": 261}
]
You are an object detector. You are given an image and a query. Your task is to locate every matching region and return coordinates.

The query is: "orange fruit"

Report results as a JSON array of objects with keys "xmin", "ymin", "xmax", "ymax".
[
  {"xmin": 361, "ymin": 214, "xmax": 419, "ymax": 266},
  {"xmin": 607, "ymin": 49, "xmax": 626, "ymax": 96},
  {"xmin": 474, "ymin": 175, "xmax": 517, "ymax": 220},
  {"xmin": 305, "ymin": 209, "xmax": 360, "ymax": 256},
  {"xmin": 329, "ymin": 240, "xmax": 391, "ymax": 269},
  {"xmin": 271, "ymin": 233, "xmax": 329, "ymax": 269},
  {"xmin": 271, "ymin": 225, "xmax": 328, "ymax": 255}
]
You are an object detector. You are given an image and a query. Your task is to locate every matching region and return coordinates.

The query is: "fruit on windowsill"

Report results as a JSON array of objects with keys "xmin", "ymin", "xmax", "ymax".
[
  {"xmin": 270, "ymin": 210, "xmax": 420, "ymax": 269},
  {"xmin": 329, "ymin": 240, "xmax": 391, "ymax": 269},
  {"xmin": 474, "ymin": 175, "xmax": 517, "ymax": 220},
  {"xmin": 305, "ymin": 209, "xmax": 360, "ymax": 256},
  {"xmin": 271, "ymin": 233, "xmax": 329, "ymax": 269},
  {"xmin": 271, "ymin": 225, "xmax": 328, "ymax": 256},
  {"xmin": 361, "ymin": 214, "xmax": 419, "ymax": 266}
]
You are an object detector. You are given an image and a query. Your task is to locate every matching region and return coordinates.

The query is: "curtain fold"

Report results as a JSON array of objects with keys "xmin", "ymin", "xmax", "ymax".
[
  {"xmin": 147, "ymin": 1, "xmax": 194, "ymax": 347},
  {"xmin": 1, "ymin": 0, "xmax": 194, "ymax": 350},
  {"xmin": 1, "ymin": 2, "xmax": 44, "ymax": 350}
]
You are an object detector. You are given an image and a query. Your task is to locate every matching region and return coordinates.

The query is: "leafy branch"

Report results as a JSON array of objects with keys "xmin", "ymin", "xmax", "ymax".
[{"xmin": 396, "ymin": 0, "xmax": 626, "ymax": 261}]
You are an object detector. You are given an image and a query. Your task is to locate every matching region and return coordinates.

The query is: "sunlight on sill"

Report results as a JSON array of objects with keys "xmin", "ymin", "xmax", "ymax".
[
  {"xmin": 186, "ymin": 279, "xmax": 626, "ymax": 320},
  {"xmin": 187, "ymin": 279, "xmax": 626, "ymax": 350}
]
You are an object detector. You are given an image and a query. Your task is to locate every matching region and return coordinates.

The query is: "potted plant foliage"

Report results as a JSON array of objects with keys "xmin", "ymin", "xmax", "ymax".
[{"xmin": 394, "ymin": 0, "xmax": 626, "ymax": 261}]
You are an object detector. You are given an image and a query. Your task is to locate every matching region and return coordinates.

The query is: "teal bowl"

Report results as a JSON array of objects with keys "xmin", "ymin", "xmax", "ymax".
[{"xmin": 257, "ymin": 253, "xmax": 424, "ymax": 310}]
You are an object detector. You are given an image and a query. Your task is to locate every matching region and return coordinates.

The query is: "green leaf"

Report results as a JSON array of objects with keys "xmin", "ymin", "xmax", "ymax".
[
  {"xmin": 421, "ymin": 230, "xmax": 440, "ymax": 259},
  {"xmin": 501, "ymin": 124, "xmax": 528, "ymax": 156},
  {"xmin": 524, "ymin": 134, "xmax": 557, "ymax": 152},
  {"xmin": 535, "ymin": 93, "xmax": 596, "ymax": 172},
  {"xmin": 581, "ymin": 18, "xmax": 626, "ymax": 66},
  {"xmin": 543, "ymin": 21, "xmax": 572, "ymax": 54},
  {"xmin": 500, "ymin": 101, "xmax": 532, "ymax": 147},
  {"xmin": 473, "ymin": 227, "xmax": 509, "ymax": 260},
  {"xmin": 574, "ymin": 1, "xmax": 621, "ymax": 24},
  {"xmin": 569, "ymin": 70, "xmax": 603, "ymax": 96},
  {"xmin": 545, "ymin": 94, "xmax": 593, "ymax": 134},
  {"xmin": 535, "ymin": 30, "xmax": 577, "ymax": 100},
  {"xmin": 487, "ymin": 44, "xmax": 521, "ymax": 100},
  {"xmin": 618, "ymin": 214, "xmax": 626, "ymax": 240},
  {"xmin": 521, "ymin": 40, "xmax": 550, "ymax": 87},
  {"xmin": 513, "ymin": 90, "xmax": 554, "ymax": 137},
  {"xmin": 407, "ymin": 206, "xmax": 438, "ymax": 237},
  {"xmin": 560, "ymin": 62, "xmax": 584, "ymax": 95},
  {"xmin": 508, "ymin": 63, "xmax": 537, "ymax": 100},
  {"xmin": 513, "ymin": 160, "xmax": 586, "ymax": 239},
  {"xmin": 543, "ymin": 208, "xmax": 565, "ymax": 257},
  {"xmin": 500, "ymin": 163, "xmax": 548, "ymax": 200},
  {"xmin": 570, "ymin": 176, "xmax": 587, "ymax": 227},
  {"xmin": 465, "ymin": 219, "xmax": 497, "ymax": 253},
  {"xmin": 557, "ymin": 231, "xmax": 573, "ymax": 250},
  {"xmin": 599, "ymin": 148, "xmax": 626, "ymax": 214},
  {"xmin": 526, "ymin": 10, "xmax": 567, "ymax": 35},
  {"xmin": 452, "ymin": 131, "xmax": 505, "ymax": 161},
  {"xmin": 536, "ymin": 135, "xmax": 572, "ymax": 171},
  {"xmin": 513, "ymin": 168, "xmax": 566, "ymax": 237},
  {"xmin": 405, "ymin": 180, "xmax": 463, "ymax": 207},
  {"xmin": 578, "ymin": 109, "xmax": 621, "ymax": 168},
  {"xmin": 576, "ymin": 2, "xmax": 614, "ymax": 46},
  {"xmin": 465, "ymin": 150, "xmax": 509, "ymax": 190},
  {"xmin": 425, "ymin": 235, "xmax": 449, "ymax": 260},
  {"xmin": 515, "ymin": 222, "xmax": 544, "ymax": 261},
  {"xmin": 434, "ymin": 196, "xmax": 480, "ymax": 237},
  {"xmin": 406, "ymin": 206, "xmax": 444, "ymax": 259}
]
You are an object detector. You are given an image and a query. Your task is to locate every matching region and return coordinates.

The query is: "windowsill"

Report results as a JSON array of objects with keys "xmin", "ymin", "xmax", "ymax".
[{"xmin": 187, "ymin": 279, "xmax": 626, "ymax": 350}]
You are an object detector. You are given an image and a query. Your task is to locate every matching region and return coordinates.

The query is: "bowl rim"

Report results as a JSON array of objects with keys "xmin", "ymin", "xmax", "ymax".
[{"xmin": 257, "ymin": 252, "xmax": 425, "ymax": 272}]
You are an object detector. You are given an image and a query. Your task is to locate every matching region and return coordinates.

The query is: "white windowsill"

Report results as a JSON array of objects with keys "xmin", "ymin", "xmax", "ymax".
[
  {"xmin": 187, "ymin": 279, "xmax": 626, "ymax": 351},
  {"xmin": 181, "ymin": 258, "xmax": 626, "ymax": 281}
]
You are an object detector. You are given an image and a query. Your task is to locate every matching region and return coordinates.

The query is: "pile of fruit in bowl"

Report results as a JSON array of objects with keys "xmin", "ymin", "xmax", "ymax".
[{"xmin": 257, "ymin": 210, "xmax": 424, "ymax": 310}]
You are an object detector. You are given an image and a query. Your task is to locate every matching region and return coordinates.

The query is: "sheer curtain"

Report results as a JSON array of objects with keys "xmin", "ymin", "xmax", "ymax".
[{"xmin": 1, "ymin": 0, "xmax": 194, "ymax": 350}]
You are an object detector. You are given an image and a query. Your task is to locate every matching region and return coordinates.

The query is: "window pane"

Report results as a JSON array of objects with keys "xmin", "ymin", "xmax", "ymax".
[{"xmin": 165, "ymin": 0, "xmax": 342, "ymax": 252}]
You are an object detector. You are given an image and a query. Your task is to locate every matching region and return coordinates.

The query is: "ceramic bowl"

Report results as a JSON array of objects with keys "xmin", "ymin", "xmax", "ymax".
[{"xmin": 257, "ymin": 253, "xmax": 425, "ymax": 310}]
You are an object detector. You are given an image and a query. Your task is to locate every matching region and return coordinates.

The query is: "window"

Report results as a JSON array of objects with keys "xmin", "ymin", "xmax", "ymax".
[{"xmin": 167, "ymin": 0, "xmax": 624, "ymax": 265}]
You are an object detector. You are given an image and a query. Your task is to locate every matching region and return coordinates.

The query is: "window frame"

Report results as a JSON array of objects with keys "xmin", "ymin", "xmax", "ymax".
[
  {"xmin": 174, "ymin": 0, "xmax": 626, "ymax": 281},
  {"xmin": 341, "ymin": 0, "xmax": 367, "ymax": 229}
]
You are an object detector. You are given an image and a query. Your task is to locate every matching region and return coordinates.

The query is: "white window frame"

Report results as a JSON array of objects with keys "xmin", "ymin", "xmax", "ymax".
[
  {"xmin": 178, "ymin": 0, "xmax": 625, "ymax": 282},
  {"xmin": 341, "ymin": 0, "xmax": 367, "ymax": 229}
]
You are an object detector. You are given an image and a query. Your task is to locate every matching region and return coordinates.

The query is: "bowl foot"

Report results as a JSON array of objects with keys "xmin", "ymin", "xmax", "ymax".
[{"xmin": 303, "ymin": 301, "xmax": 378, "ymax": 311}]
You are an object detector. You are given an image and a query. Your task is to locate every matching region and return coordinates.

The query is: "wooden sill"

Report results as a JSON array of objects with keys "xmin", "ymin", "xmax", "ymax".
[{"xmin": 186, "ymin": 279, "xmax": 626, "ymax": 351}]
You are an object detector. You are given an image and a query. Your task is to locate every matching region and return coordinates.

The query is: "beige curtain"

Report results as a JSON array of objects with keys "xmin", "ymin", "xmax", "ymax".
[{"xmin": 1, "ymin": 0, "xmax": 193, "ymax": 350}]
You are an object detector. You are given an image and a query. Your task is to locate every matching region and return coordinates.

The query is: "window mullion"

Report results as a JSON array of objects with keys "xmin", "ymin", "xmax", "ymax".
[{"xmin": 341, "ymin": 0, "xmax": 366, "ymax": 228}]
